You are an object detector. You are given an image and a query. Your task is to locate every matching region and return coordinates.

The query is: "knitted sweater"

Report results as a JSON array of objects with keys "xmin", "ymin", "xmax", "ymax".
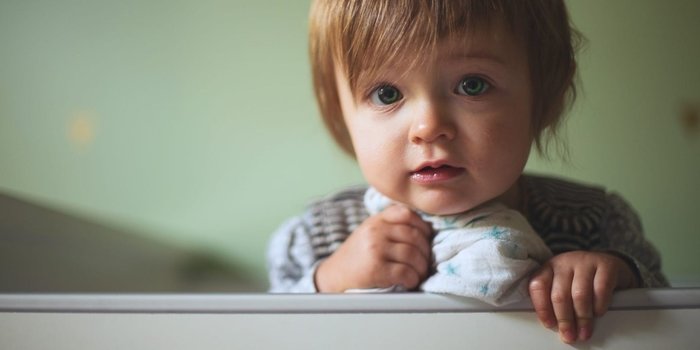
[{"xmin": 267, "ymin": 174, "xmax": 669, "ymax": 293}]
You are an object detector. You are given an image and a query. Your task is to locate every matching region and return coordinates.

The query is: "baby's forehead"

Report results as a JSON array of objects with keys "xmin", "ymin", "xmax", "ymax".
[{"xmin": 344, "ymin": 25, "xmax": 521, "ymax": 88}]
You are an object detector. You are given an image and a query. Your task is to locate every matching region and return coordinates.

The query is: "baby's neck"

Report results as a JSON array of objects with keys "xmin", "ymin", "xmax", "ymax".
[{"xmin": 491, "ymin": 176, "xmax": 524, "ymax": 213}]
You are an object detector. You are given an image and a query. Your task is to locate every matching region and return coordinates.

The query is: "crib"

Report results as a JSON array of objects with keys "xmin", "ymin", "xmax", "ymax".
[{"xmin": 1, "ymin": 288, "xmax": 697, "ymax": 349}]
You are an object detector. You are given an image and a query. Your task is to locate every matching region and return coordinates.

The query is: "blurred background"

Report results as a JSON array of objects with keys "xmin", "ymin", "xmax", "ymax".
[{"xmin": 0, "ymin": 0, "xmax": 698, "ymax": 292}]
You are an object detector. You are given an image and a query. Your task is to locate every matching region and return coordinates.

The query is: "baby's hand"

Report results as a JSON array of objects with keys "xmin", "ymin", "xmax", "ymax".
[
  {"xmin": 315, "ymin": 205, "xmax": 433, "ymax": 292},
  {"xmin": 528, "ymin": 251, "xmax": 639, "ymax": 343}
]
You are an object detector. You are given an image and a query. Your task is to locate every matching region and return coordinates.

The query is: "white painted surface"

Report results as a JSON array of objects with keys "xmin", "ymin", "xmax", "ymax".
[{"xmin": 1, "ymin": 289, "xmax": 698, "ymax": 349}]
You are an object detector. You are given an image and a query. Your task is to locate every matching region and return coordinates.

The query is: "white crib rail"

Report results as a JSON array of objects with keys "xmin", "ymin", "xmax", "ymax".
[{"xmin": 1, "ymin": 288, "xmax": 698, "ymax": 349}]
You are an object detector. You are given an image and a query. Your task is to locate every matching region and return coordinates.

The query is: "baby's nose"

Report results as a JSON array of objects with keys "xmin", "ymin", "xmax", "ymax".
[{"xmin": 409, "ymin": 102, "xmax": 456, "ymax": 144}]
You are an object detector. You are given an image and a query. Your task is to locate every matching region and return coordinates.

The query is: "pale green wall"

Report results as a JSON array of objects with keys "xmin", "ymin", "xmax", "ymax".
[
  {"xmin": 0, "ymin": 0, "xmax": 698, "ymax": 288},
  {"xmin": 528, "ymin": 0, "xmax": 700, "ymax": 285}
]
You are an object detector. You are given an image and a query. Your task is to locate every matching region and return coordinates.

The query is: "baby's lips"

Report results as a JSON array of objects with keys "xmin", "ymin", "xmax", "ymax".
[{"xmin": 410, "ymin": 165, "xmax": 465, "ymax": 183}]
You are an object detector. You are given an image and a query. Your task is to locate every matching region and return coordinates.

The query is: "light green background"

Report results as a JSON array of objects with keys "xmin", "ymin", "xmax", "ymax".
[{"xmin": 1, "ymin": 0, "xmax": 698, "ymax": 288}]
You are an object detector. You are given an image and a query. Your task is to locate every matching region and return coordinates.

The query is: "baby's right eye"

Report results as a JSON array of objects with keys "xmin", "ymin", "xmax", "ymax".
[{"xmin": 370, "ymin": 85, "xmax": 403, "ymax": 106}]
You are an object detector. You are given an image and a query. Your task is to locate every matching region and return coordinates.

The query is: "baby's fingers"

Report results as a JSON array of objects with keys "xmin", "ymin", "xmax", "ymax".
[
  {"xmin": 385, "ymin": 227, "xmax": 432, "ymax": 262},
  {"xmin": 572, "ymin": 267, "xmax": 596, "ymax": 341},
  {"xmin": 551, "ymin": 269, "xmax": 577, "ymax": 343},
  {"xmin": 384, "ymin": 242, "xmax": 430, "ymax": 281},
  {"xmin": 382, "ymin": 262, "xmax": 421, "ymax": 290},
  {"xmin": 381, "ymin": 205, "xmax": 432, "ymax": 237},
  {"xmin": 593, "ymin": 264, "xmax": 617, "ymax": 317},
  {"xmin": 529, "ymin": 266, "xmax": 556, "ymax": 329}
]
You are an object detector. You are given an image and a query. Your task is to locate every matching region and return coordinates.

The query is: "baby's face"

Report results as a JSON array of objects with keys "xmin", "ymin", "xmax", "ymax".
[{"xmin": 336, "ymin": 24, "xmax": 533, "ymax": 215}]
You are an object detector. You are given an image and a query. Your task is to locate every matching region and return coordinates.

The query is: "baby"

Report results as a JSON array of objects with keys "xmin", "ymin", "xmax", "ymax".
[{"xmin": 268, "ymin": 0, "xmax": 668, "ymax": 344}]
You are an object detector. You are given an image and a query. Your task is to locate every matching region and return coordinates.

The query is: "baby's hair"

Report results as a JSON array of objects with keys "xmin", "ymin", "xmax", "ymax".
[{"xmin": 309, "ymin": 0, "xmax": 582, "ymax": 157}]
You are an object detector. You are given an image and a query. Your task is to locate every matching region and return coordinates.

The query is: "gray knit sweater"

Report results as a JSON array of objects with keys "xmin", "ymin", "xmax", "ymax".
[{"xmin": 267, "ymin": 174, "xmax": 669, "ymax": 292}]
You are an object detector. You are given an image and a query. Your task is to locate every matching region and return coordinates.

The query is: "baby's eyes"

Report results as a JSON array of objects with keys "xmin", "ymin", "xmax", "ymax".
[
  {"xmin": 368, "ymin": 76, "xmax": 489, "ymax": 106},
  {"xmin": 455, "ymin": 76, "xmax": 490, "ymax": 96},
  {"xmin": 370, "ymin": 85, "xmax": 403, "ymax": 106}
]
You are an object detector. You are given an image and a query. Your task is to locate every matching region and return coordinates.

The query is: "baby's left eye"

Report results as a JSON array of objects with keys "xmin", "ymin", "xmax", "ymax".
[{"xmin": 455, "ymin": 76, "xmax": 490, "ymax": 96}]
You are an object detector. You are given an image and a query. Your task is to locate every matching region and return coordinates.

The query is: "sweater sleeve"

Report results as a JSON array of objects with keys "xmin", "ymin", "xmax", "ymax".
[
  {"xmin": 266, "ymin": 214, "xmax": 321, "ymax": 293},
  {"xmin": 596, "ymin": 193, "xmax": 669, "ymax": 288}
]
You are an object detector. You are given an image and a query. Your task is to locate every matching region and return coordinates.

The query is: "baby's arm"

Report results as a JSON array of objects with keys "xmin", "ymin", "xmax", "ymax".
[
  {"xmin": 267, "ymin": 216, "xmax": 320, "ymax": 293},
  {"xmin": 597, "ymin": 193, "xmax": 668, "ymax": 287},
  {"xmin": 528, "ymin": 193, "xmax": 668, "ymax": 344},
  {"xmin": 315, "ymin": 205, "xmax": 433, "ymax": 292}
]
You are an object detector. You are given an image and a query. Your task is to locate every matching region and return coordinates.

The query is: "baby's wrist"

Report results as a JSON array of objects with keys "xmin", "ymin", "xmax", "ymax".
[
  {"xmin": 603, "ymin": 251, "xmax": 641, "ymax": 289},
  {"xmin": 618, "ymin": 259, "xmax": 641, "ymax": 289},
  {"xmin": 313, "ymin": 259, "xmax": 329, "ymax": 292},
  {"xmin": 314, "ymin": 258, "xmax": 340, "ymax": 293}
]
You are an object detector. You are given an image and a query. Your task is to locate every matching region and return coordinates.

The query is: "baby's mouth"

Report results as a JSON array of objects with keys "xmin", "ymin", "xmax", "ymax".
[{"xmin": 410, "ymin": 164, "xmax": 465, "ymax": 183}]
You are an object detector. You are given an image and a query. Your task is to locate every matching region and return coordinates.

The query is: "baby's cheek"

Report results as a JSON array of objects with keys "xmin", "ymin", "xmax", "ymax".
[
  {"xmin": 354, "ymin": 150, "xmax": 387, "ymax": 187},
  {"xmin": 356, "ymin": 138, "xmax": 400, "ymax": 169}
]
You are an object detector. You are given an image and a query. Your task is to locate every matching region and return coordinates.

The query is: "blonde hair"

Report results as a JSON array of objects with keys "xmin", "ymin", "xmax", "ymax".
[{"xmin": 309, "ymin": 0, "xmax": 582, "ymax": 157}]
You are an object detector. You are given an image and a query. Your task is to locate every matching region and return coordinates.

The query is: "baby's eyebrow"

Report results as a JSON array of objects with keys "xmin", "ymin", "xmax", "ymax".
[
  {"xmin": 442, "ymin": 52, "xmax": 507, "ymax": 66},
  {"xmin": 354, "ymin": 70, "xmax": 399, "ymax": 91}
]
